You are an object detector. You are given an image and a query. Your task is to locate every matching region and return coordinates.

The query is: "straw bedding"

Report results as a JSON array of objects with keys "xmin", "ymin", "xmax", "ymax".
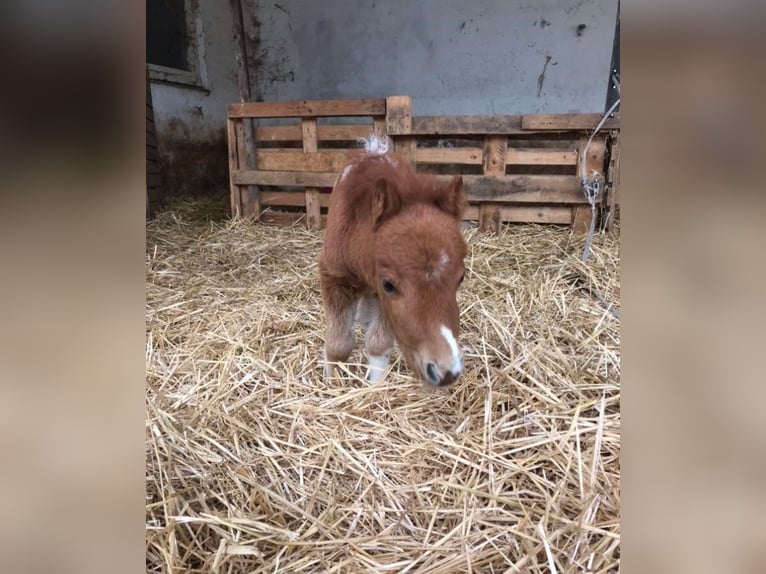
[{"xmin": 146, "ymin": 197, "xmax": 620, "ymax": 573}]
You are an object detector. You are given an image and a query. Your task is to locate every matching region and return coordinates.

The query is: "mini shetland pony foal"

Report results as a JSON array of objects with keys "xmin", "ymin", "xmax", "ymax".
[{"xmin": 319, "ymin": 141, "xmax": 467, "ymax": 386}]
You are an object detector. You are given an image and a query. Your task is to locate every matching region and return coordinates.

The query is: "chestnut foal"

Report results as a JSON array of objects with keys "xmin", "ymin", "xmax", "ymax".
[{"xmin": 319, "ymin": 141, "xmax": 467, "ymax": 386}]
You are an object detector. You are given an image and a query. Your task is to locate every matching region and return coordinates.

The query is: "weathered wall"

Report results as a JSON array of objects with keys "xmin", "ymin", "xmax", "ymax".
[
  {"xmin": 148, "ymin": 0, "xmax": 241, "ymax": 198},
  {"xmin": 245, "ymin": 0, "xmax": 618, "ymax": 115}
]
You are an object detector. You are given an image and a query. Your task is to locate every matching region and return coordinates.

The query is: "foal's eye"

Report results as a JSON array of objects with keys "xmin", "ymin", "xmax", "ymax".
[{"xmin": 382, "ymin": 279, "xmax": 397, "ymax": 294}]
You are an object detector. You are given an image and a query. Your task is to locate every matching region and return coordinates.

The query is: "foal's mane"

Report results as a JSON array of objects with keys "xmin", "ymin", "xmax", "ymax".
[{"xmin": 341, "ymin": 154, "xmax": 452, "ymax": 216}]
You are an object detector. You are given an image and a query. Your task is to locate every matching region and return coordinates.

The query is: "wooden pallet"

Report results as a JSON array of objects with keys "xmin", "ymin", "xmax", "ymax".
[{"xmin": 227, "ymin": 96, "xmax": 619, "ymax": 233}]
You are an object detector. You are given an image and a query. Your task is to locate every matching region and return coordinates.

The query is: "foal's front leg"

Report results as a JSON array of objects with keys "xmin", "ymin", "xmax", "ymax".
[
  {"xmin": 320, "ymin": 276, "xmax": 358, "ymax": 379},
  {"xmin": 360, "ymin": 296, "xmax": 395, "ymax": 383}
]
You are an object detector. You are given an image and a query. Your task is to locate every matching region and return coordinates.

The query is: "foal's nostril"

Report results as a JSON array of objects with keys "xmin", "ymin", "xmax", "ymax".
[
  {"xmin": 440, "ymin": 371, "xmax": 455, "ymax": 386},
  {"xmin": 426, "ymin": 362, "xmax": 439, "ymax": 384}
]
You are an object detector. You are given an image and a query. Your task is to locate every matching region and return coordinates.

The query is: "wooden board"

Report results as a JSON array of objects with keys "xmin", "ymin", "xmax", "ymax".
[
  {"xmin": 302, "ymin": 117, "xmax": 321, "ymax": 230},
  {"xmin": 254, "ymin": 150, "xmax": 351, "ymax": 172},
  {"xmin": 412, "ymin": 116, "xmax": 523, "ymax": 135},
  {"xmin": 505, "ymin": 149, "xmax": 578, "ymax": 165},
  {"xmin": 479, "ymin": 135, "xmax": 507, "ymax": 232},
  {"xmin": 235, "ymin": 171, "xmax": 584, "ymax": 203},
  {"xmin": 232, "ymin": 170, "xmax": 339, "ymax": 187},
  {"xmin": 227, "ymin": 117, "xmax": 242, "ymax": 217},
  {"xmin": 385, "ymin": 96, "xmax": 413, "ymax": 136},
  {"xmin": 521, "ymin": 113, "xmax": 620, "ymax": 131},
  {"xmin": 261, "ymin": 191, "xmax": 331, "ymax": 208},
  {"xmin": 462, "ymin": 175, "xmax": 583, "ymax": 203},
  {"xmin": 463, "ymin": 205, "xmax": 574, "ymax": 224},
  {"xmin": 235, "ymin": 120, "xmax": 261, "ymax": 218},
  {"xmin": 229, "ymin": 99, "xmax": 386, "ymax": 119},
  {"xmin": 254, "ymin": 124, "xmax": 375, "ymax": 142},
  {"xmin": 415, "ymin": 148, "xmax": 483, "ymax": 165},
  {"xmin": 260, "ymin": 210, "xmax": 328, "ymax": 227},
  {"xmin": 462, "ymin": 174, "xmax": 581, "ymax": 203}
]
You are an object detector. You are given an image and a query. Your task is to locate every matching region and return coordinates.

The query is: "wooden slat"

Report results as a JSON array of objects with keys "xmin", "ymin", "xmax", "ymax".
[
  {"xmin": 235, "ymin": 120, "xmax": 260, "ymax": 218},
  {"xmin": 577, "ymin": 138, "xmax": 606, "ymax": 176},
  {"xmin": 255, "ymin": 124, "xmax": 375, "ymax": 142},
  {"xmin": 522, "ymin": 113, "xmax": 620, "ymax": 131},
  {"xmin": 228, "ymin": 99, "xmax": 386, "ymax": 118},
  {"xmin": 479, "ymin": 136, "xmax": 507, "ymax": 232},
  {"xmin": 463, "ymin": 205, "xmax": 574, "ymax": 224},
  {"xmin": 260, "ymin": 210, "xmax": 328, "ymax": 228},
  {"xmin": 460, "ymin": 175, "xmax": 583, "ymax": 203},
  {"xmin": 236, "ymin": 171, "xmax": 584, "ymax": 203},
  {"xmin": 233, "ymin": 170, "xmax": 340, "ymax": 187},
  {"xmin": 227, "ymin": 117, "xmax": 242, "ymax": 217},
  {"xmin": 412, "ymin": 115, "xmax": 523, "ymax": 135},
  {"xmin": 254, "ymin": 150, "xmax": 351, "ymax": 172},
  {"xmin": 505, "ymin": 149, "xmax": 578, "ymax": 165},
  {"xmin": 389, "ymin": 95, "xmax": 415, "ymax": 163},
  {"xmin": 386, "ymin": 96, "xmax": 413, "ymax": 136},
  {"xmin": 262, "ymin": 191, "xmax": 331, "ymax": 208},
  {"xmin": 415, "ymin": 148, "xmax": 482, "ymax": 165},
  {"xmin": 302, "ymin": 117, "xmax": 322, "ymax": 230}
]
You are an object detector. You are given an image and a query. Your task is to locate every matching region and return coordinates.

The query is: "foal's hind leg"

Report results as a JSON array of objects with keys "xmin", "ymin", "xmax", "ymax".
[
  {"xmin": 360, "ymin": 296, "xmax": 395, "ymax": 383},
  {"xmin": 320, "ymin": 275, "xmax": 359, "ymax": 379}
]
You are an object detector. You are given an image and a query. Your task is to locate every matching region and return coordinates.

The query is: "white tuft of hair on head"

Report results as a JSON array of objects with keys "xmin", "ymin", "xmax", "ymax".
[{"xmin": 360, "ymin": 134, "xmax": 390, "ymax": 155}]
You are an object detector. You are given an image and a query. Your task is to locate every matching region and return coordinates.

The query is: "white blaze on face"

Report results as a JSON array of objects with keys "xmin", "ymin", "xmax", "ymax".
[
  {"xmin": 367, "ymin": 354, "xmax": 390, "ymax": 384},
  {"xmin": 439, "ymin": 324, "xmax": 463, "ymax": 375}
]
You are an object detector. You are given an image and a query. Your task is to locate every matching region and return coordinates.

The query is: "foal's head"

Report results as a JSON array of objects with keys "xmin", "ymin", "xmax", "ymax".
[{"xmin": 371, "ymin": 174, "xmax": 467, "ymax": 386}]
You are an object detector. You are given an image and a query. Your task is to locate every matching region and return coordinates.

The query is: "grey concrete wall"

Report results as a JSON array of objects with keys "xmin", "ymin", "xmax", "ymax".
[{"xmin": 245, "ymin": 0, "xmax": 618, "ymax": 115}]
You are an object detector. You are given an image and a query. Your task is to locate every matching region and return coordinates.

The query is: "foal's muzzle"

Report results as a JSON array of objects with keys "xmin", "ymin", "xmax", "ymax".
[{"xmin": 425, "ymin": 362, "xmax": 461, "ymax": 387}]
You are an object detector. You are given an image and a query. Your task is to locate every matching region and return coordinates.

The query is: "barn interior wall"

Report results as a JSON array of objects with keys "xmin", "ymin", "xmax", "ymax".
[
  {"xmin": 148, "ymin": 0, "xmax": 618, "ymax": 203},
  {"xmin": 148, "ymin": 0, "xmax": 241, "ymax": 199},
  {"xmin": 244, "ymin": 0, "xmax": 618, "ymax": 115}
]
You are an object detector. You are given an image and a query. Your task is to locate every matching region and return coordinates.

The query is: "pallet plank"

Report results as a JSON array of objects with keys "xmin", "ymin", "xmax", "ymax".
[
  {"xmin": 479, "ymin": 136, "xmax": 507, "ymax": 232},
  {"xmin": 462, "ymin": 175, "xmax": 583, "ymax": 203},
  {"xmin": 302, "ymin": 117, "xmax": 322, "ymax": 230},
  {"xmin": 415, "ymin": 148, "xmax": 483, "ymax": 165},
  {"xmin": 233, "ymin": 170, "xmax": 340, "ymax": 187},
  {"xmin": 386, "ymin": 96, "xmax": 413, "ymax": 136},
  {"xmin": 522, "ymin": 113, "xmax": 620, "ymax": 130},
  {"xmin": 464, "ymin": 205, "xmax": 574, "ymax": 224},
  {"xmin": 229, "ymin": 99, "xmax": 386, "ymax": 118},
  {"xmin": 254, "ymin": 124, "xmax": 376, "ymax": 142},
  {"xmin": 260, "ymin": 210, "xmax": 328, "ymax": 227},
  {"xmin": 412, "ymin": 116, "xmax": 523, "ymax": 135},
  {"xmin": 254, "ymin": 150, "xmax": 352, "ymax": 172},
  {"xmin": 228, "ymin": 117, "xmax": 242, "ymax": 217},
  {"xmin": 506, "ymin": 149, "xmax": 578, "ymax": 165},
  {"xmin": 262, "ymin": 191, "xmax": 331, "ymax": 208},
  {"xmin": 236, "ymin": 171, "xmax": 584, "ymax": 203}
]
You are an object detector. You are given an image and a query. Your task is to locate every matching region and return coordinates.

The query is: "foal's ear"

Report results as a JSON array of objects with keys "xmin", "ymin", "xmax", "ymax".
[
  {"xmin": 371, "ymin": 178, "xmax": 402, "ymax": 228},
  {"xmin": 436, "ymin": 175, "xmax": 464, "ymax": 219}
]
